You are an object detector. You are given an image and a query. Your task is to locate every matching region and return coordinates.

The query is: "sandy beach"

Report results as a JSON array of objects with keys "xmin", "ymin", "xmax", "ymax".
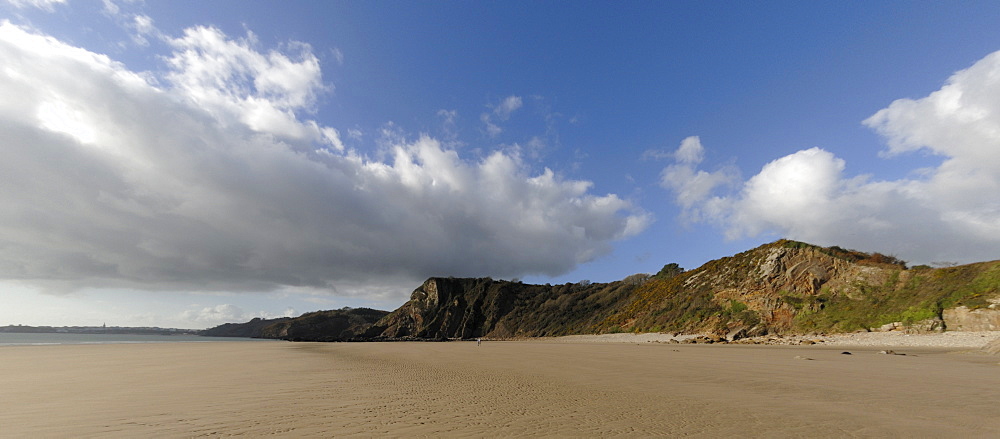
[
  {"xmin": 552, "ymin": 330, "xmax": 1000, "ymax": 348},
  {"xmin": 2, "ymin": 337, "xmax": 999, "ymax": 437}
]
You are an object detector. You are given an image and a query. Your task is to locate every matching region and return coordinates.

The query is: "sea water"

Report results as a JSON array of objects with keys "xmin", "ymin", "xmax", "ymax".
[{"xmin": 0, "ymin": 332, "xmax": 275, "ymax": 346}]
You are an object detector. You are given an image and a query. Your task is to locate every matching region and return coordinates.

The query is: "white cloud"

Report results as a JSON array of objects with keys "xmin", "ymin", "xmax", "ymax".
[
  {"xmin": 36, "ymin": 100, "xmax": 98, "ymax": 144},
  {"xmin": 128, "ymin": 14, "xmax": 157, "ymax": 46},
  {"xmin": 481, "ymin": 95, "xmax": 522, "ymax": 137},
  {"xmin": 0, "ymin": 23, "xmax": 646, "ymax": 299},
  {"xmin": 664, "ymin": 51, "xmax": 1000, "ymax": 265},
  {"xmin": 180, "ymin": 303, "xmax": 298, "ymax": 327},
  {"xmin": 730, "ymin": 148, "xmax": 847, "ymax": 237},
  {"xmin": 101, "ymin": 0, "xmax": 119, "ymax": 15},
  {"xmin": 674, "ymin": 136, "xmax": 705, "ymax": 164},
  {"xmin": 660, "ymin": 136, "xmax": 738, "ymax": 219},
  {"xmin": 481, "ymin": 112, "xmax": 503, "ymax": 137},
  {"xmin": 330, "ymin": 47, "xmax": 344, "ymax": 65},
  {"xmin": 437, "ymin": 109, "xmax": 458, "ymax": 139},
  {"xmin": 164, "ymin": 25, "xmax": 343, "ymax": 149},
  {"xmin": 5, "ymin": 0, "xmax": 66, "ymax": 11},
  {"xmin": 182, "ymin": 304, "xmax": 246, "ymax": 323},
  {"xmin": 494, "ymin": 95, "xmax": 523, "ymax": 120},
  {"xmin": 865, "ymin": 51, "xmax": 1000, "ymax": 163}
]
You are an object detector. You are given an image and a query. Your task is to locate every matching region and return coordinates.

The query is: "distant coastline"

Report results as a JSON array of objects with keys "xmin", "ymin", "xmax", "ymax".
[
  {"xmin": 0, "ymin": 324, "xmax": 198, "ymax": 336},
  {"xmin": 0, "ymin": 331, "xmax": 272, "ymax": 346}
]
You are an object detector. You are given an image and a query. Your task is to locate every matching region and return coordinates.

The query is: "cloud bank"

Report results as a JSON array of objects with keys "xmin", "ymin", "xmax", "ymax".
[
  {"xmin": 181, "ymin": 304, "xmax": 297, "ymax": 326},
  {"xmin": 0, "ymin": 22, "xmax": 647, "ymax": 295},
  {"xmin": 664, "ymin": 51, "xmax": 1000, "ymax": 265}
]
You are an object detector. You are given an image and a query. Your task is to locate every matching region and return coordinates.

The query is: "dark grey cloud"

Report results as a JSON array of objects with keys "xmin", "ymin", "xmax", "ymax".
[{"xmin": 0, "ymin": 23, "xmax": 648, "ymax": 296}]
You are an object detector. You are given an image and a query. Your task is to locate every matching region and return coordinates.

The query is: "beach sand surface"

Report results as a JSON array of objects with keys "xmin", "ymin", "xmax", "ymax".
[{"xmin": 2, "ymin": 340, "xmax": 999, "ymax": 437}]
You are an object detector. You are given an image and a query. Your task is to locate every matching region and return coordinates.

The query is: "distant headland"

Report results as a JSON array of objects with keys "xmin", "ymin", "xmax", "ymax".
[
  {"xmin": 203, "ymin": 239, "xmax": 1000, "ymax": 343},
  {"xmin": 0, "ymin": 324, "xmax": 198, "ymax": 336}
]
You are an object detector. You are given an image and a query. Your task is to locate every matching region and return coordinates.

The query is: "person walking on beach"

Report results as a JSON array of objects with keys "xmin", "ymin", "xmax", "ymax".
[{"xmin": 477, "ymin": 337, "xmax": 481, "ymax": 346}]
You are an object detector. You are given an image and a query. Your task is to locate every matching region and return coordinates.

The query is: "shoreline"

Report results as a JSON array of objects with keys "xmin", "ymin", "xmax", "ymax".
[
  {"xmin": 3, "ymin": 330, "xmax": 998, "ymax": 349},
  {"xmin": 0, "ymin": 332, "xmax": 276, "ymax": 347},
  {"xmin": 545, "ymin": 330, "xmax": 1000, "ymax": 349}
]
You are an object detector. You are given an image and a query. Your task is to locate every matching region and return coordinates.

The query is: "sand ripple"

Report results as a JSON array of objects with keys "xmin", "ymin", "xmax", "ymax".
[{"xmin": 2, "ymin": 340, "xmax": 1000, "ymax": 437}]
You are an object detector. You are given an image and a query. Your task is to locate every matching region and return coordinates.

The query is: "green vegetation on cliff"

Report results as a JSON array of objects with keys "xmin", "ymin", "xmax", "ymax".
[
  {"xmin": 794, "ymin": 262, "xmax": 1000, "ymax": 332},
  {"xmin": 598, "ymin": 240, "xmax": 1000, "ymax": 335},
  {"xmin": 204, "ymin": 240, "xmax": 1000, "ymax": 341}
]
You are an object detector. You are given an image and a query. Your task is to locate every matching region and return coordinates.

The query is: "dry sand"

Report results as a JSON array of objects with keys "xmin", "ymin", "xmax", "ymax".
[{"xmin": 2, "ymin": 338, "xmax": 1000, "ymax": 437}]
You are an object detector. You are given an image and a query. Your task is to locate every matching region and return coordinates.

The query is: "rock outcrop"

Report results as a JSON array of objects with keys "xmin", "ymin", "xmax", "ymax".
[
  {"xmin": 368, "ymin": 277, "xmax": 639, "ymax": 339},
  {"xmin": 943, "ymin": 305, "xmax": 1000, "ymax": 331}
]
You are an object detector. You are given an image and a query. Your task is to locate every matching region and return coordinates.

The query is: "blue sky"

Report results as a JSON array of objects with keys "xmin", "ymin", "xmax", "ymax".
[{"xmin": 3, "ymin": 0, "xmax": 1000, "ymax": 328}]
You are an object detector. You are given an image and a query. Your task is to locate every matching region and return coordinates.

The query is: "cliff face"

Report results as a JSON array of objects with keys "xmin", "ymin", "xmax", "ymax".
[
  {"xmin": 203, "ymin": 240, "xmax": 1000, "ymax": 341},
  {"xmin": 259, "ymin": 308, "xmax": 389, "ymax": 341},
  {"xmin": 375, "ymin": 240, "xmax": 1000, "ymax": 340},
  {"xmin": 199, "ymin": 317, "xmax": 292, "ymax": 338},
  {"xmin": 600, "ymin": 240, "xmax": 1000, "ymax": 336},
  {"xmin": 369, "ymin": 277, "xmax": 640, "ymax": 339},
  {"xmin": 598, "ymin": 241, "xmax": 901, "ymax": 336},
  {"xmin": 200, "ymin": 308, "xmax": 388, "ymax": 341},
  {"xmin": 943, "ymin": 305, "xmax": 1000, "ymax": 331}
]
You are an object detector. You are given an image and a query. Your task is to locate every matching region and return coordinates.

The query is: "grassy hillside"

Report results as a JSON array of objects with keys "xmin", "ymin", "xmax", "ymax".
[
  {"xmin": 793, "ymin": 261, "xmax": 1000, "ymax": 332},
  {"xmin": 599, "ymin": 240, "xmax": 1000, "ymax": 335}
]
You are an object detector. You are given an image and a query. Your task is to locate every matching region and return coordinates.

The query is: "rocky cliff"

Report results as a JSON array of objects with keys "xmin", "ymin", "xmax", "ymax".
[
  {"xmin": 199, "ymin": 317, "xmax": 292, "ymax": 338},
  {"xmin": 368, "ymin": 277, "xmax": 640, "ymax": 339},
  {"xmin": 372, "ymin": 240, "xmax": 1000, "ymax": 340},
  {"xmin": 599, "ymin": 240, "xmax": 1000, "ymax": 337},
  {"xmin": 943, "ymin": 303, "xmax": 1000, "ymax": 331},
  {"xmin": 200, "ymin": 308, "xmax": 388, "ymax": 341},
  {"xmin": 259, "ymin": 308, "xmax": 389, "ymax": 341},
  {"xmin": 204, "ymin": 240, "xmax": 1000, "ymax": 341}
]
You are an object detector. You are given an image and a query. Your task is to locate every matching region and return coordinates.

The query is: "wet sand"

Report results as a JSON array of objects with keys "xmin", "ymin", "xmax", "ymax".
[{"xmin": 2, "ymin": 339, "xmax": 999, "ymax": 437}]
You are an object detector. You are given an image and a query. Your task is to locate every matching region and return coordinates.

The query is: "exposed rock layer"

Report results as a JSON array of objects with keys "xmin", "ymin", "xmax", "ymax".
[
  {"xmin": 368, "ymin": 277, "xmax": 638, "ymax": 339},
  {"xmin": 204, "ymin": 240, "xmax": 1000, "ymax": 341},
  {"xmin": 943, "ymin": 305, "xmax": 1000, "ymax": 331}
]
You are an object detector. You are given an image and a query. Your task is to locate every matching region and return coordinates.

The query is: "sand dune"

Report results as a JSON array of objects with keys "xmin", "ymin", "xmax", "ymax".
[{"xmin": 2, "ymin": 340, "xmax": 999, "ymax": 437}]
